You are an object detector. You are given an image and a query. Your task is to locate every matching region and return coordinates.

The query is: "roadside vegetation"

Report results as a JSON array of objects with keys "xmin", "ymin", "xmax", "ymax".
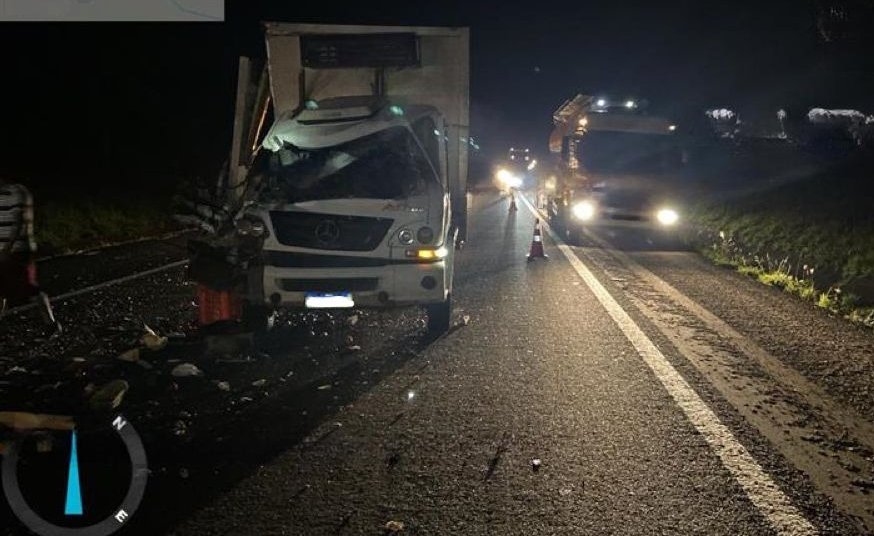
[
  {"xmin": 690, "ymin": 159, "xmax": 874, "ymax": 328},
  {"xmin": 34, "ymin": 192, "xmax": 181, "ymax": 257}
]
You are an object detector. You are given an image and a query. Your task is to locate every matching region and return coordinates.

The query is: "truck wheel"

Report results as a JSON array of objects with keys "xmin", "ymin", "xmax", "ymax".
[
  {"xmin": 426, "ymin": 293, "xmax": 452, "ymax": 335},
  {"xmin": 242, "ymin": 303, "xmax": 275, "ymax": 334}
]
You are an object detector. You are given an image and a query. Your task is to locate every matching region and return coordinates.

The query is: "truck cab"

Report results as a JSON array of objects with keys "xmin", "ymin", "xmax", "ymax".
[
  {"xmin": 545, "ymin": 95, "xmax": 685, "ymax": 244},
  {"xmin": 226, "ymin": 24, "xmax": 469, "ymax": 335},
  {"xmin": 244, "ymin": 97, "xmax": 455, "ymax": 330}
]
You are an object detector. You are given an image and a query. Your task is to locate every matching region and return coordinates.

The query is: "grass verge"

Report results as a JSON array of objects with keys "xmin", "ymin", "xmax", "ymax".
[
  {"xmin": 35, "ymin": 195, "xmax": 180, "ymax": 256},
  {"xmin": 691, "ymin": 161, "xmax": 874, "ymax": 329}
]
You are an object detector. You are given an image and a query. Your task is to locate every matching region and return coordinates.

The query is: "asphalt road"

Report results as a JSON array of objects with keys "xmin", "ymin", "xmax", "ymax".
[{"xmin": 2, "ymin": 191, "xmax": 873, "ymax": 535}]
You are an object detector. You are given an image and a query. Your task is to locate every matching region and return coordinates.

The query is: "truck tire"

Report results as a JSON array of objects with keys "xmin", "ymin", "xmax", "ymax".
[{"xmin": 426, "ymin": 293, "xmax": 452, "ymax": 335}]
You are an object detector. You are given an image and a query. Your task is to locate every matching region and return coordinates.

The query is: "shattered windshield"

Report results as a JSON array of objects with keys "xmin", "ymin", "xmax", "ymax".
[
  {"xmin": 578, "ymin": 131, "xmax": 682, "ymax": 175},
  {"xmin": 256, "ymin": 126, "xmax": 436, "ymax": 203}
]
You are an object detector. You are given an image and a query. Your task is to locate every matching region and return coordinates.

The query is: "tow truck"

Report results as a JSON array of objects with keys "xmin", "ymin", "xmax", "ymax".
[{"xmin": 541, "ymin": 95, "xmax": 685, "ymax": 244}]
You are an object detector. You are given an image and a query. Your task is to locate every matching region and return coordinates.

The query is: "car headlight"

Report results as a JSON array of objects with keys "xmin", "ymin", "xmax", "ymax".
[
  {"xmin": 417, "ymin": 226, "xmax": 434, "ymax": 244},
  {"xmin": 398, "ymin": 228, "xmax": 415, "ymax": 245},
  {"xmin": 572, "ymin": 200, "xmax": 596, "ymax": 221},
  {"xmin": 656, "ymin": 208, "xmax": 679, "ymax": 226},
  {"xmin": 496, "ymin": 168, "xmax": 522, "ymax": 188}
]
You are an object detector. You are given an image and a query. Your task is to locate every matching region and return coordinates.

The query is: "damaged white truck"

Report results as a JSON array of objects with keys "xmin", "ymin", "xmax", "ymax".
[{"xmin": 189, "ymin": 23, "xmax": 470, "ymax": 335}]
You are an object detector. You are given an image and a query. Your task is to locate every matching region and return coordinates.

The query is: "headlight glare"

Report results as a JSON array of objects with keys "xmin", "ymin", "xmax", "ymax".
[
  {"xmin": 572, "ymin": 200, "xmax": 596, "ymax": 221},
  {"xmin": 656, "ymin": 208, "xmax": 679, "ymax": 226}
]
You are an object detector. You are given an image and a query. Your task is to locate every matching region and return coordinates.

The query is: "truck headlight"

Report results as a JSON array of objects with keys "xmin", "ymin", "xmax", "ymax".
[
  {"xmin": 417, "ymin": 226, "xmax": 434, "ymax": 244},
  {"xmin": 398, "ymin": 228, "xmax": 415, "ymax": 245},
  {"xmin": 572, "ymin": 200, "xmax": 596, "ymax": 221},
  {"xmin": 656, "ymin": 208, "xmax": 679, "ymax": 226}
]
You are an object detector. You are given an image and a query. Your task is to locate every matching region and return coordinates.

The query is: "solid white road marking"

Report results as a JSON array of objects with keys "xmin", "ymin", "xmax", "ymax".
[
  {"xmin": 4, "ymin": 260, "xmax": 189, "ymax": 316},
  {"xmin": 518, "ymin": 195, "xmax": 816, "ymax": 536}
]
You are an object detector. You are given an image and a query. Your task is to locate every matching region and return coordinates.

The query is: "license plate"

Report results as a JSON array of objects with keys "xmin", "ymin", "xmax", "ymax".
[{"xmin": 304, "ymin": 292, "xmax": 355, "ymax": 309}]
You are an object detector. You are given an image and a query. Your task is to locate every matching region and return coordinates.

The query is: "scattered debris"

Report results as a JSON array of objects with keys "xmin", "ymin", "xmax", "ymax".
[
  {"xmin": 179, "ymin": 467, "xmax": 189, "ymax": 479},
  {"xmin": 34, "ymin": 382, "xmax": 62, "ymax": 394},
  {"xmin": 317, "ymin": 384, "xmax": 332, "ymax": 391},
  {"xmin": 851, "ymin": 478, "xmax": 874, "ymax": 490},
  {"xmin": 531, "ymin": 459, "xmax": 542, "ymax": 472},
  {"xmin": 6, "ymin": 366, "xmax": 27, "ymax": 375},
  {"xmin": 347, "ymin": 314, "xmax": 359, "ymax": 327},
  {"xmin": 462, "ymin": 314, "xmax": 471, "ymax": 325},
  {"xmin": 171, "ymin": 363, "xmax": 203, "ymax": 378},
  {"xmin": 0, "ymin": 412, "xmax": 74, "ymax": 431},
  {"xmin": 346, "ymin": 345, "xmax": 362, "ymax": 352},
  {"xmin": 142, "ymin": 325, "xmax": 169, "ymax": 351},
  {"xmin": 89, "ymin": 380, "xmax": 130, "ymax": 411},
  {"xmin": 117, "ymin": 348, "xmax": 141, "ymax": 363},
  {"xmin": 251, "ymin": 379, "xmax": 267, "ymax": 388},
  {"xmin": 172, "ymin": 420, "xmax": 188, "ymax": 436},
  {"xmin": 216, "ymin": 381, "xmax": 231, "ymax": 392},
  {"xmin": 384, "ymin": 520, "xmax": 405, "ymax": 533}
]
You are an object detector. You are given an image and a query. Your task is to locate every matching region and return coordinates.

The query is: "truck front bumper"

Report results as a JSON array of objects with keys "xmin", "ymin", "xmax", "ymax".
[{"xmin": 260, "ymin": 261, "xmax": 448, "ymax": 308}]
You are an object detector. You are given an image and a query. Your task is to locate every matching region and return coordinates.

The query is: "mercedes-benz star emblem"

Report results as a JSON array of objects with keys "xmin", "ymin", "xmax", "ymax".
[{"xmin": 314, "ymin": 220, "xmax": 341, "ymax": 245}]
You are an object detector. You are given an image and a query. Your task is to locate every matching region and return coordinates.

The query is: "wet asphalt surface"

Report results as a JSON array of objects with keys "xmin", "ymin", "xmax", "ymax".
[{"xmin": 1, "ymin": 191, "xmax": 873, "ymax": 535}]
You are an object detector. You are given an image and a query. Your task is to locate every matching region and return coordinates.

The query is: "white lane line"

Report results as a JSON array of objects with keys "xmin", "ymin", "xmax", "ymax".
[
  {"xmin": 4, "ymin": 260, "xmax": 189, "ymax": 316},
  {"xmin": 518, "ymin": 195, "xmax": 817, "ymax": 536}
]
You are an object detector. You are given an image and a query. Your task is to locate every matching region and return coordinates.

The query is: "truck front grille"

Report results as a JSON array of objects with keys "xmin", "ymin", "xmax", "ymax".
[
  {"xmin": 270, "ymin": 211, "xmax": 394, "ymax": 251},
  {"xmin": 277, "ymin": 278, "xmax": 379, "ymax": 292}
]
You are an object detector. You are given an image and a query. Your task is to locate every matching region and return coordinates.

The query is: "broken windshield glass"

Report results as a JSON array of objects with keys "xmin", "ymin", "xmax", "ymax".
[{"xmin": 255, "ymin": 126, "xmax": 437, "ymax": 203}]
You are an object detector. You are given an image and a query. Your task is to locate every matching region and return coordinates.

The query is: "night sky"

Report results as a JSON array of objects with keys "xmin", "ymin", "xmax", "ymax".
[{"xmin": 2, "ymin": 0, "xmax": 872, "ymax": 193}]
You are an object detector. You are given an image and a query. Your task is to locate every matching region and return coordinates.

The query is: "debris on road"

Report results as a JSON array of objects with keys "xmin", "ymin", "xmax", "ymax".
[
  {"xmin": 531, "ymin": 458, "xmax": 542, "ymax": 472},
  {"xmin": 89, "ymin": 380, "xmax": 129, "ymax": 411},
  {"xmin": 0, "ymin": 412, "xmax": 74, "ymax": 430},
  {"xmin": 142, "ymin": 324, "xmax": 169, "ymax": 351},
  {"xmin": 251, "ymin": 379, "xmax": 267, "ymax": 387},
  {"xmin": 216, "ymin": 381, "xmax": 230, "ymax": 391},
  {"xmin": 347, "ymin": 314, "xmax": 359, "ymax": 327},
  {"xmin": 117, "ymin": 348, "xmax": 141, "ymax": 362},
  {"xmin": 384, "ymin": 520, "xmax": 405, "ymax": 533},
  {"xmin": 171, "ymin": 363, "xmax": 203, "ymax": 378},
  {"xmin": 173, "ymin": 420, "xmax": 188, "ymax": 436},
  {"xmin": 851, "ymin": 478, "xmax": 874, "ymax": 490}
]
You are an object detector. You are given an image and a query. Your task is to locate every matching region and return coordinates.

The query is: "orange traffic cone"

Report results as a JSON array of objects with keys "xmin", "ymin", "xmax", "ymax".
[
  {"xmin": 508, "ymin": 192, "xmax": 518, "ymax": 212},
  {"xmin": 527, "ymin": 218, "xmax": 547, "ymax": 261}
]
